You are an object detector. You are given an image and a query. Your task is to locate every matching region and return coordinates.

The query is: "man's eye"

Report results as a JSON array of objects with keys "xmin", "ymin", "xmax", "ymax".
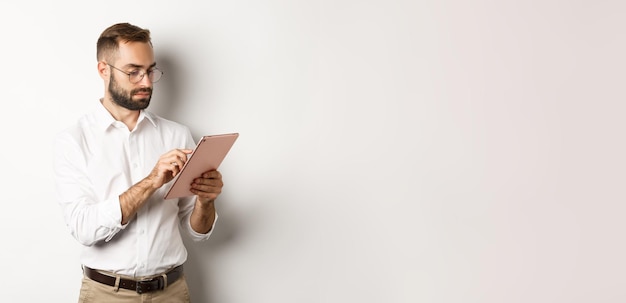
[{"xmin": 129, "ymin": 70, "xmax": 142, "ymax": 77}]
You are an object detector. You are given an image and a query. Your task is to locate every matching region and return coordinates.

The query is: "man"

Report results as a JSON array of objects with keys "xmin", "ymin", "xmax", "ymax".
[{"xmin": 53, "ymin": 22, "xmax": 222, "ymax": 302}]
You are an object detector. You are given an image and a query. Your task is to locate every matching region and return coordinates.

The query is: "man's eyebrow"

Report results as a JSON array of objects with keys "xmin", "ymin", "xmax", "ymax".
[{"xmin": 122, "ymin": 63, "xmax": 158, "ymax": 69}]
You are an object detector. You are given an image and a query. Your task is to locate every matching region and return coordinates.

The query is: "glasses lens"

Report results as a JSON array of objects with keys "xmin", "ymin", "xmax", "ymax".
[
  {"xmin": 129, "ymin": 70, "xmax": 143, "ymax": 83},
  {"xmin": 122, "ymin": 68, "xmax": 163, "ymax": 84},
  {"xmin": 149, "ymin": 69, "xmax": 163, "ymax": 83}
]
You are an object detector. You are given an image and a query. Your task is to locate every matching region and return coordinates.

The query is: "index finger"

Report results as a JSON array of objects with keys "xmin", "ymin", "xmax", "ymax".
[
  {"xmin": 173, "ymin": 148, "xmax": 193, "ymax": 160},
  {"xmin": 201, "ymin": 170, "xmax": 222, "ymax": 179}
]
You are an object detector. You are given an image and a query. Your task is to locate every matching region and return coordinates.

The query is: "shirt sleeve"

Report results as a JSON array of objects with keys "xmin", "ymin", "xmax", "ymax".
[
  {"xmin": 54, "ymin": 132, "xmax": 126, "ymax": 246},
  {"xmin": 176, "ymin": 195, "xmax": 218, "ymax": 241}
]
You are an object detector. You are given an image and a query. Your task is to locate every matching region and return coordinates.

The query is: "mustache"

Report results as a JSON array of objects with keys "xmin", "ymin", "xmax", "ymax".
[{"xmin": 132, "ymin": 87, "xmax": 152, "ymax": 95}]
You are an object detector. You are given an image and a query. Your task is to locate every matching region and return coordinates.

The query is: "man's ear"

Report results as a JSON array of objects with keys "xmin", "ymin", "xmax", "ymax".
[{"xmin": 97, "ymin": 61, "xmax": 109, "ymax": 79}]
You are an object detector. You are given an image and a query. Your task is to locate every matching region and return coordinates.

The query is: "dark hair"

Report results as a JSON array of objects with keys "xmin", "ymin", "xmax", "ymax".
[{"xmin": 96, "ymin": 23, "xmax": 152, "ymax": 62}]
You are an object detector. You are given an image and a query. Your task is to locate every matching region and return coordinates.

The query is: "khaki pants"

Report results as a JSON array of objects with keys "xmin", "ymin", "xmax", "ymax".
[{"xmin": 78, "ymin": 274, "xmax": 191, "ymax": 303}]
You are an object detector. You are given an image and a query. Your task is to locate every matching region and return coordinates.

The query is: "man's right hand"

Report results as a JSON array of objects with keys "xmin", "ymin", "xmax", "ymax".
[{"xmin": 148, "ymin": 149, "xmax": 193, "ymax": 189}]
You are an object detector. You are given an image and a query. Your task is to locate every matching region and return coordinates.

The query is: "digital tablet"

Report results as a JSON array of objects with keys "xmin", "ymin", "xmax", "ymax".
[{"xmin": 164, "ymin": 133, "xmax": 239, "ymax": 199}]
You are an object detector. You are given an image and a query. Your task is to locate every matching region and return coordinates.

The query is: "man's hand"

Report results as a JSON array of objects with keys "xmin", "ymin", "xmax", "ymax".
[
  {"xmin": 191, "ymin": 170, "xmax": 223, "ymax": 203},
  {"xmin": 189, "ymin": 170, "xmax": 222, "ymax": 233},
  {"xmin": 120, "ymin": 148, "xmax": 192, "ymax": 224},
  {"xmin": 148, "ymin": 149, "xmax": 193, "ymax": 189}
]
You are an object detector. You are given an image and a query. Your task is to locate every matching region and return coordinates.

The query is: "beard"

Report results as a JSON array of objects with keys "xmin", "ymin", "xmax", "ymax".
[{"xmin": 108, "ymin": 74, "xmax": 152, "ymax": 110}]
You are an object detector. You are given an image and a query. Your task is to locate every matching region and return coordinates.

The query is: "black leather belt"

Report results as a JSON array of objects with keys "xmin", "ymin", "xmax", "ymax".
[{"xmin": 83, "ymin": 265, "xmax": 183, "ymax": 294}]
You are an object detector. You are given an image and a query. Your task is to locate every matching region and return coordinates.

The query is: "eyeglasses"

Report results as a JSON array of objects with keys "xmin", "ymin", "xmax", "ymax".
[{"xmin": 107, "ymin": 63, "xmax": 164, "ymax": 84}]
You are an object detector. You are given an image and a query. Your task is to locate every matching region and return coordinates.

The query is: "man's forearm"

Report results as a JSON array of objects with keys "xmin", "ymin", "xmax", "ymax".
[
  {"xmin": 119, "ymin": 177, "xmax": 158, "ymax": 224},
  {"xmin": 190, "ymin": 199, "xmax": 216, "ymax": 234}
]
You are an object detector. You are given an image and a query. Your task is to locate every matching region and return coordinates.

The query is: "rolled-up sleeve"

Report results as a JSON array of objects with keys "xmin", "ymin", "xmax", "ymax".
[
  {"xmin": 54, "ymin": 132, "xmax": 126, "ymax": 246},
  {"xmin": 177, "ymin": 192, "xmax": 218, "ymax": 242}
]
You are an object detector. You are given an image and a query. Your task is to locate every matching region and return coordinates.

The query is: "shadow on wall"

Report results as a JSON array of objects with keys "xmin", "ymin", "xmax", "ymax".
[
  {"xmin": 150, "ymin": 50, "xmax": 183, "ymax": 120},
  {"xmin": 183, "ymin": 193, "xmax": 244, "ymax": 303}
]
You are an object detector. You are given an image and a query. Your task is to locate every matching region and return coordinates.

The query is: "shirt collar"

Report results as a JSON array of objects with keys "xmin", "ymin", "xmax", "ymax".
[{"xmin": 93, "ymin": 100, "xmax": 158, "ymax": 131}]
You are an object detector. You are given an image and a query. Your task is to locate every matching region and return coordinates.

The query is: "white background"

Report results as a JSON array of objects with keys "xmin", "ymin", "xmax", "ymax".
[{"xmin": 1, "ymin": 1, "xmax": 625, "ymax": 302}]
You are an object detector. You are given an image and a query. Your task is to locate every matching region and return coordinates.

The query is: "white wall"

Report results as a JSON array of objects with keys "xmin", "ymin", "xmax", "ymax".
[{"xmin": 1, "ymin": 1, "xmax": 625, "ymax": 302}]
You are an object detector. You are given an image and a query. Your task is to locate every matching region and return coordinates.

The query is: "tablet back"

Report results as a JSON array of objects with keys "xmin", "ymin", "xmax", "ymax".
[{"xmin": 164, "ymin": 133, "xmax": 239, "ymax": 199}]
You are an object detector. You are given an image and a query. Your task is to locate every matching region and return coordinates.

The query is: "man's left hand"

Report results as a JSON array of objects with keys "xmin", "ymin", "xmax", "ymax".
[{"xmin": 191, "ymin": 170, "xmax": 223, "ymax": 203}]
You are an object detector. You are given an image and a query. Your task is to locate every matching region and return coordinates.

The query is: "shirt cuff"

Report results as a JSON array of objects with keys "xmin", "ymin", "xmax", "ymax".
[
  {"xmin": 100, "ymin": 196, "xmax": 127, "ymax": 241},
  {"xmin": 187, "ymin": 213, "xmax": 219, "ymax": 241}
]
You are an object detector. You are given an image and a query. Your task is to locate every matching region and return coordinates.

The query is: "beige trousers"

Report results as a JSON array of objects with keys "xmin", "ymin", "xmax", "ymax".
[{"xmin": 78, "ymin": 274, "xmax": 191, "ymax": 303}]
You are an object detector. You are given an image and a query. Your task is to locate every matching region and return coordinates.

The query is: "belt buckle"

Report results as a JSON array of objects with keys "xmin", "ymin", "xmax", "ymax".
[{"xmin": 136, "ymin": 278, "xmax": 162, "ymax": 294}]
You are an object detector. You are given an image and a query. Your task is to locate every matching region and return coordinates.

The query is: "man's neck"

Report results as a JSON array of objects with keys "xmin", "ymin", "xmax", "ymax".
[{"xmin": 100, "ymin": 97, "xmax": 140, "ymax": 131}]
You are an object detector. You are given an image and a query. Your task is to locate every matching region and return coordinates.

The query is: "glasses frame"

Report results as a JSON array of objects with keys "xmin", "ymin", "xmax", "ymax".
[{"xmin": 107, "ymin": 63, "xmax": 164, "ymax": 84}]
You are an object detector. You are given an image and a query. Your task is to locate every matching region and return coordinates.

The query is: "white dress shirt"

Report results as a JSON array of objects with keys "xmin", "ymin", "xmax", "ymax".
[{"xmin": 54, "ymin": 101, "xmax": 216, "ymax": 277}]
